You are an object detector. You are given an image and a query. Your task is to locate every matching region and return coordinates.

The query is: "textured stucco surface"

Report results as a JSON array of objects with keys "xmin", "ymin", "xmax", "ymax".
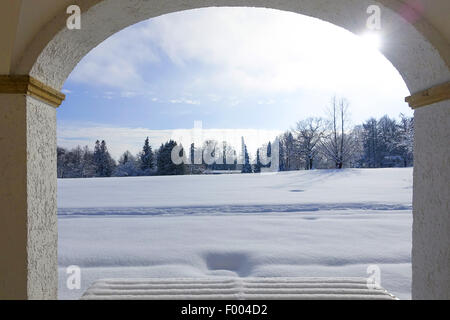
[
  {"xmin": 413, "ymin": 100, "xmax": 450, "ymax": 300},
  {"xmin": 0, "ymin": 95, "xmax": 57, "ymax": 299},
  {"xmin": 27, "ymin": 0, "xmax": 449, "ymax": 93},
  {"xmin": 26, "ymin": 96, "xmax": 58, "ymax": 300}
]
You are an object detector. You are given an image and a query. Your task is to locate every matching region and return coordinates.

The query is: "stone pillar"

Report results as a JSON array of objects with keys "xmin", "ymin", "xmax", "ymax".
[
  {"xmin": 0, "ymin": 76, "xmax": 64, "ymax": 299},
  {"xmin": 412, "ymin": 99, "xmax": 450, "ymax": 299}
]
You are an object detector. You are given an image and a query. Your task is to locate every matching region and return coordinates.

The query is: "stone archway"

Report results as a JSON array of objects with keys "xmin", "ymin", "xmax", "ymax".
[{"xmin": 0, "ymin": 0, "xmax": 449, "ymax": 299}]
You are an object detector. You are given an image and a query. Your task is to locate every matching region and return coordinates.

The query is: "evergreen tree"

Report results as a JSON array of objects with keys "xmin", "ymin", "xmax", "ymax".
[
  {"xmin": 156, "ymin": 140, "xmax": 186, "ymax": 175},
  {"xmin": 140, "ymin": 137, "xmax": 154, "ymax": 174},
  {"xmin": 241, "ymin": 137, "xmax": 252, "ymax": 173},
  {"xmin": 253, "ymin": 148, "xmax": 262, "ymax": 173},
  {"xmin": 93, "ymin": 140, "xmax": 102, "ymax": 175},
  {"xmin": 261, "ymin": 141, "xmax": 273, "ymax": 169},
  {"xmin": 93, "ymin": 140, "xmax": 115, "ymax": 177},
  {"xmin": 189, "ymin": 143, "xmax": 195, "ymax": 174},
  {"xmin": 267, "ymin": 141, "xmax": 272, "ymax": 161},
  {"xmin": 101, "ymin": 140, "xmax": 115, "ymax": 177},
  {"xmin": 190, "ymin": 143, "xmax": 195, "ymax": 165}
]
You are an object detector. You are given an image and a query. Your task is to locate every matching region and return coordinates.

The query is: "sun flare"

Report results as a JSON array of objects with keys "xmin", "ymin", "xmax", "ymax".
[{"xmin": 359, "ymin": 32, "xmax": 382, "ymax": 50}]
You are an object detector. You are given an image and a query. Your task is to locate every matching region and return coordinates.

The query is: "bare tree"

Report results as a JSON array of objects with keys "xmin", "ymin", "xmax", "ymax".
[
  {"xmin": 295, "ymin": 118, "xmax": 324, "ymax": 170},
  {"xmin": 320, "ymin": 96, "xmax": 355, "ymax": 169}
]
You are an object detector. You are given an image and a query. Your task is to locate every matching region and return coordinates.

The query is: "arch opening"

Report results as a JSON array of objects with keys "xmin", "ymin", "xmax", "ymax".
[{"xmin": 57, "ymin": 5, "xmax": 418, "ymax": 300}]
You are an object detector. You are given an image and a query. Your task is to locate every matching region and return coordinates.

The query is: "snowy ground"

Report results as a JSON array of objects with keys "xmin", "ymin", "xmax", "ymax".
[{"xmin": 58, "ymin": 168, "xmax": 413, "ymax": 300}]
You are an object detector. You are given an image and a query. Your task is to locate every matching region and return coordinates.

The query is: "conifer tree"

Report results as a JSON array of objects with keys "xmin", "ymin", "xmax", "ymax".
[
  {"xmin": 241, "ymin": 138, "xmax": 253, "ymax": 173},
  {"xmin": 93, "ymin": 140, "xmax": 115, "ymax": 177},
  {"xmin": 140, "ymin": 137, "xmax": 154, "ymax": 173},
  {"xmin": 253, "ymin": 149, "xmax": 262, "ymax": 173},
  {"xmin": 156, "ymin": 140, "xmax": 185, "ymax": 175}
]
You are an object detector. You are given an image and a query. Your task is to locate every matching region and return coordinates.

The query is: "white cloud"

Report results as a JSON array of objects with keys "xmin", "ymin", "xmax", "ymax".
[
  {"xmin": 169, "ymin": 98, "xmax": 201, "ymax": 105},
  {"xmin": 68, "ymin": 24, "xmax": 159, "ymax": 92},
  {"xmin": 142, "ymin": 8, "xmax": 409, "ymax": 97},
  {"xmin": 258, "ymin": 99, "xmax": 276, "ymax": 105},
  {"xmin": 67, "ymin": 8, "xmax": 409, "ymax": 98}
]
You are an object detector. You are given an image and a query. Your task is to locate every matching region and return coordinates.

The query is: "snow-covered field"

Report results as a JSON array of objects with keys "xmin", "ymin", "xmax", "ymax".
[{"xmin": 58, "ymin": 168, "xmax": 413, "ymax": 300}]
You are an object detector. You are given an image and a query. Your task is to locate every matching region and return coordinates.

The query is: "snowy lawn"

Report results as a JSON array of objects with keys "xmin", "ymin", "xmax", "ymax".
[{"xmin": 58, "ymin": 168, "xmax": 413, "ymax": 300}]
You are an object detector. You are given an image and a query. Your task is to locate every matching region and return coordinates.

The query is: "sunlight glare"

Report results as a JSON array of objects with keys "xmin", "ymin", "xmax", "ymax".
[{"xmin": 359, "ymin": 32, "xmax": 382, "ymax": 50}]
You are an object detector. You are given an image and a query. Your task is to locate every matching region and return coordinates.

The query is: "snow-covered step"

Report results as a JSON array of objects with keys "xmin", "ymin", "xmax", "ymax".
[{"xmin": 81, "ymin": 278, "xmax": 397, "ymax": 300}]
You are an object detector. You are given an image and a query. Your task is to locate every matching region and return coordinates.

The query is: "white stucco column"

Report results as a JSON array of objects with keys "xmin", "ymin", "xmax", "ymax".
[
  {"xmin": 412, "ymin": 100, "xmax": 450, "ymax": 300},
  {"xmin": 0, "ymin": 77, "xmax": 62, "ymax": 299}
]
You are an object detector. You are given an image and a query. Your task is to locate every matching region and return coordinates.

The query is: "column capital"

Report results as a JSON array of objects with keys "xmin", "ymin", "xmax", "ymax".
[
  {"xmin": 405, "ymin": 81, "xmax": 450, "ymax": 109},
  {"xmin": 0, "ymin": 75, "xmax": 65, "ymax": 107}
]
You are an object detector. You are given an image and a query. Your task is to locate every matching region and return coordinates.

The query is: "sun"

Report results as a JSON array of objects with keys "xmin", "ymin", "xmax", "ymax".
[{"xmin": 359, "ymin": 32, "xmax": 382, "ymax": 50}]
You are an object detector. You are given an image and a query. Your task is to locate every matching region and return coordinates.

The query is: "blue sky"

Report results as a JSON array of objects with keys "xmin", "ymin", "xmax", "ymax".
[{"xmin": 58, "ymin": 7, "xmax": 412, "ymax": 159}]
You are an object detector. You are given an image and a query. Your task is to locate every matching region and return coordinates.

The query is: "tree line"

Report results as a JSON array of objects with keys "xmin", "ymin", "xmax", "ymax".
[
  {"xmin": 276, "ymin": 97, "xmax": 414, "ymax": 171},
  {"xmin": 58, "ymin": 137, "xmax": 253, "ymax": 178},
  {"xmin": 58, "ymin": 97, "xmax": 414, "ymax": 178},
  {"xmin": 57, "ymin": 138, "xmax": 185, "ymax": 178}
]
